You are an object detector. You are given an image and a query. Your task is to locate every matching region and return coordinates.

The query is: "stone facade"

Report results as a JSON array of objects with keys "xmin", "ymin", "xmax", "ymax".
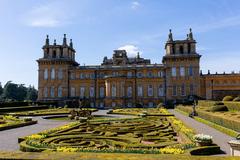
[{"xmin": 37, "ymin": 29, "xmax": 240, "ymax": 107}]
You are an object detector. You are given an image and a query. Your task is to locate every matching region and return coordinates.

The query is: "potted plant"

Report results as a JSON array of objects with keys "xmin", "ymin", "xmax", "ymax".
[{"xmin": 194, "ymin": 134, "xmax": 213, "ymax": 146}]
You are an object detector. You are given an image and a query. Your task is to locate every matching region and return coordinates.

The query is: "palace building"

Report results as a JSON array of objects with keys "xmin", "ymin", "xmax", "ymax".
[{"xmin": 37, "ymin": 29, "xmax": 240, "ymax": 107}]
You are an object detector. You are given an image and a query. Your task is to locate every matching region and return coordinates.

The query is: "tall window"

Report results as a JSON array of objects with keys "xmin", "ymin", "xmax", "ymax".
[
  {"xmin": 172, "ymin": 67, "xmax": 176, "ymax": 77},
  {"xmin": 179, "ymin": 45, "xmax": 184, "ymax": 54},
  {"xmin": 147, "ymin": 71, "xmax": 153, "ymax": 77},
  {"xmin": 137, "ymin": 85, "xmax": 143, "ymax": 97},
  {"xmin": 158, "ymin": 85, "xmax": 164, "ymax": 97},
  {"xmin": 80, "ymin": 87, "xmax": 85, "ymax": 98},
  {"xmin": 51, "ymin": 68, "xmax": 55, "ymax": 80},
  {"xmin": 158, "ymin": 71, "xmax": 163, "ymax": 77},
  {"xmin": 181, "ymin": 84, "xmax": 185, "ymax": 96},
  {"xmin": 44, "ymin": 87, "xmax": 48, "ymax": 97},
  {"xmin": 70, "ymin": 87, "xmax": 75, "ymax": 97},
  {"xmin": 100, "ymin": 87, "xmax": 105, "ymax": 98},
  {"xmin": 172, "ymin": 85, "xmax": 177, "ymax": 96},
  {"xmin": 80, "ymin": 73, "xmax": 85, "ymax": 79},
  {"xmin": 44, "ymin": 68, "xmax": 48, "ymax": 80},
  {"xmin": 58, "ymin": 86, "xmax": 62, "ymax": 97},
  {"xmin": 189, "ymin": 66, "xmax": 193, "ymax": 76},
  {"xmin": 58, "ymin": 68, "xmax": 63, "ymax": 80},
  {"xmin": 50, "ymin": 86, "xmax": 55, "ymax": 97},
  {"xmin": 90, "ymin": 87, "xmax": 95, "ymax": 98},
  {"xmin": 112, "ymin": 84, "xmax": 116, "ymax": 97},
  {"xmin": 127, "ymin": 86, "xmax": 132, "ymax": 97},
  {"xmin": 190, "ymin": 84, "xmax": 194, "ymax": 95},
  {"xmin": 137, "ymin": 72, "xmax": 143, "ymax": 78},
  {"xmin": 127, "ymin": 72, "xmax": 132, "ymax": 78},
  {"xmin": 148, "ymin": 85, "xmax": 153, "ymax": 97},
  {"xmin": 180, "ymin": 67, "xmax": 185, "ymax": 77},
  {"xmin": 70, "ymin": 73, "xmax": 75, "ymax": 80}
]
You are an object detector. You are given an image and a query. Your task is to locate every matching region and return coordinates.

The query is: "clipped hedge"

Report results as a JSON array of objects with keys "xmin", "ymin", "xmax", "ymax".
[
  {"xmin": 222, "ymin": 96, "xmax": 233, "ymax": 102},
  {"xmin": 0, "ymin": 102, "xmax": 30, "ymax": 108},
  {"xmin": 0, "ymin": 120, "xmax": 37, "ymax": 131},
  {"xmin": 210, "ymin": 105, "xmax": 228, "ymax": 112},
  {"xmin": 224, "ymin": 102, "xmax": 240, "ymax": 112},
  {"xmin": 190, "ymin": 145, "xmax": 221, "ymax": 155},
  {"xmin": 176, "ymin": 106, "xmax": 240, "ymax": 132},
  {"xmin": 198, "ymin": 100, "xmax": 240, "ymax": 112},
  {"xmin": 233, "ymin": 96, "xmax": 240, "ymax": 102},
  {"xmin": 0, "ymin": 105, "xmax": 49, "ymax": 113}
]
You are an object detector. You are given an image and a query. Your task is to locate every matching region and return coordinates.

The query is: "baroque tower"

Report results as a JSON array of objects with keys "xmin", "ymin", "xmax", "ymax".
[
  {"xmin": 37, "ymin": 34, "xmax": 78, "ymax": 101},
  {"xmin": 162, "ymin": 29, "xmax": 201, "ymax": 100}
]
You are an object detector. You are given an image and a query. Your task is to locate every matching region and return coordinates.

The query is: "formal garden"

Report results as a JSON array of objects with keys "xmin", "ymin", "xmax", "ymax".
[{"xmin": 176, "ymin": 96, "xmax": 240, "ymax": 137}]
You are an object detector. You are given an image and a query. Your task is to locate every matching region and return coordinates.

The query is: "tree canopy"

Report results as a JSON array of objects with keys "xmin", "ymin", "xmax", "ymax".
[{"xmin": 0, "ymin": 81, "xmax": 38, "ymax": 101}]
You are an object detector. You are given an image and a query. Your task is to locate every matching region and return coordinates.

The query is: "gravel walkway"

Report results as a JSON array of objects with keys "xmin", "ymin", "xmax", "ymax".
[
  {"xmin": 0, "ymin": 109, "xmax": 132, "ymax": 151},
  {"xmin": 168, "ymin": 109, "xmax": 234, "ymax": 155}
]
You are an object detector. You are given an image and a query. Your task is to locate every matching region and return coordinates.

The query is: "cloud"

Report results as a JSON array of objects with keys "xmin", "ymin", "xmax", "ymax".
[
  {"xmin": 131, "ymin": 1, "xmax": 140, "ymax": 10},
  {"xmin": 23, "ymin": 2, "xmax": 72, "ymax": 27},
  {"xmin": 194, "ymin": 15, "xmax": 240, "ymax": 33},
  {"xmin": 118, "ymin": 44, "xmax": 141, "ymax": 57}
]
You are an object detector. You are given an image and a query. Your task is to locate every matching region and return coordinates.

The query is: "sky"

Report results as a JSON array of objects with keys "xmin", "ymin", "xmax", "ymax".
[{"xmin": 0, "ymin": 0, "xmax": 240, "ymax": 88}]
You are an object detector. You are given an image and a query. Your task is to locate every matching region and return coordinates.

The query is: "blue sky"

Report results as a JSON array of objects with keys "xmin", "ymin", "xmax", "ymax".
[{"xmin": 0, "ymin": 0, "xmax": 240, "ymax": 87}]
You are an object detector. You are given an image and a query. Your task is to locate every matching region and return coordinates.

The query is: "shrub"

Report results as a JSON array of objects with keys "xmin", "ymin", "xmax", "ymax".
[
  {"xmin": 190, "ymin": 145, "xmax": 221, "ymax": 155},
  {"xmin": 23, "ymin": 117, "xmax": 32, "ymax": 122},
  {"xmin": 214, "ymin": 102, "xmax": 224, "ymax": 106},
  {"xmin": 233, "ymin": 96, "xmax": 240, "ymax": 102},
  {"xmin": 222, "ymin": 96, "xmax": 233, "ymax": 101},
  {"xmin": 210, "ymin": 105, "xmax": 228, "ymax": 112}
]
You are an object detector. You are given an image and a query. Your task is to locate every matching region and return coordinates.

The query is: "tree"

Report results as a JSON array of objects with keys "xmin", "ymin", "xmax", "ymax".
[
  {"xmin": 0, "ymin": 82, "xmax": 3, "ymax": 101},
  {"xmin": 2, "ymin": 81, "xmax": 27, "ymax": 101},
  {"xmin": 25, "ymin": 85, "xmax": 38, "ymax": 101}
]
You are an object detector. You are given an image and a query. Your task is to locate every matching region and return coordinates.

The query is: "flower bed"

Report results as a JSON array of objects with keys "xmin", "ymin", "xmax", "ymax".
[
  {"xmin": 0, "ymin": 115, "xmax": 37, "ymax": 131},
  {"xmin": 111, "ymin": 108, "xmax": 174, "ymax": 116}
]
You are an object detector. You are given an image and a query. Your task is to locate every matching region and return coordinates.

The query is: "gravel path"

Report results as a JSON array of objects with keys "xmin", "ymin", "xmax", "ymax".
[
  {"xmin": 168, "ymin": 109, "xmax": 234, "ymax": 155},
  {"xmin": 0, "ymin": 109, "xmax": 132, "ymax": 151}
]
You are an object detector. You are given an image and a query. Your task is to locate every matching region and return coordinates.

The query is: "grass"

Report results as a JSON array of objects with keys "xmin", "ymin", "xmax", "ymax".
[
  {"xmin": 175, "ymin": 108, "xmax": 239, "ymax": 137},
  {"xmin": 0, "ymin": 151, "xmax": 239, "ymax": 160}
]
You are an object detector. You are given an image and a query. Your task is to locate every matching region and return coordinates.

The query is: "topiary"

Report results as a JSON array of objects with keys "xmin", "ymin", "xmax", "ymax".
[
  {"xmin": 233, "ymin": 96, "xmax": 240, "ymax": 102},
  {"xmin": 210, "ymin": 105, "xmax": 228, "ymax": 112},
  {"xmin": 222, "ymin": 96, "xmax": 233, "ymax": 101}
]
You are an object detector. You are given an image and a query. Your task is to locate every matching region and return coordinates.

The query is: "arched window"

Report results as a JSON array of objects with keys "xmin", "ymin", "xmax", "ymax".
[
  {"xmin": 58, "ymin": 68, "xmax": 63, "ymax": 80},
  {"xmin": 148, "ymin": 85, "xmax": 153, "ymax": 97},
  {"xmin": 70, "ymin": 87, "xmax": 75, "ymax": 97},
  {"xmin": 51, "ymin": 68, "xmax": 55, "ymax": 80},
  {"xmin": 112, "ymin": 84, "xmax": 116, "ymax": 97},
  {"xmin": 80, "ymin": 87, "xmax": 85, "ymax": 98},
  {"xmin": 181, "ymin": 84, "xmax": 185, "ymax": 96},
  {"xmin": 179, "ymin": 45, "xmax": 184, "ymax": 54},
  {"xmin": 44, "ymin": 68, "xmax": 48, "ymax": 80},
  {"xmin": 100, "ymin": 87, "xmax": 105, "ymax": 98},
  {"xmin": 58, "ymin": 86, "xmax": 62, "ymax": 97},
  {"xmin": 44, "ymin": 87, "xmax": 48, "ymax": 97},
  {"xmin": 158, "ymin": 85, "xmax": 164, "ymax": 97},
  {"xmin": 50, "ymin": 86, "xmax": 55, "ymax": 97},
  {"xmin": 127, "ymin": 86, "xmax": 132, "ymax": 97},
  {"xmin": 188, "ymin": 43, "xmax": 191, "ymax": 53},
  {"xmin": 53, "ymin": 50, "xmax": 56, "ymax": 58},
  {"xmin": 90, "ymin": 87, "xmax": 95, "ymax": 98},
  {"xmin": 137, "ymin": 85, "xmax": 143, "ymax": 97}
]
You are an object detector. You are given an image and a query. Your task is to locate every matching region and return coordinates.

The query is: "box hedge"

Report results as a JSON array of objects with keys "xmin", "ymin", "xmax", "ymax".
[{"xmin": 176, "ymin": 106, "xmax": 240, "ymax": 132}]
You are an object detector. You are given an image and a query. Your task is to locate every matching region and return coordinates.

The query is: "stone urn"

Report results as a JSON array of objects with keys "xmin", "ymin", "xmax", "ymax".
[{"xmin": 228, "ymin": 140, "xmax": 240, "ymax": 156}]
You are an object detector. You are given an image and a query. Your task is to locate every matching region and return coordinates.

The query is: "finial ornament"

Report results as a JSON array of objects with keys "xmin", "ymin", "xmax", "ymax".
[
  {"xmin": 54, "ymin": 39, "xmax": 56, "ymax": 45},
  {"xmin": 63, "ymin": 34, "xmax": 67, "ymax": 46},
  {"xmin": 137, "ymin": 52, "xmax": 140, "ymax": 58},
  {"xmin": 70, "ymin": 39, "xmax": 73, "ymax": 48},
  {"xmin": 188, "ymin": 28, "xmax": 193, "ymax": 40},
  {"xmin": 45, "ymin": 34, "xmax": 49, "ymax": 46},
  {"xmin": 168, "ymin": 29, "xmax": 173, "ymax": 41}
]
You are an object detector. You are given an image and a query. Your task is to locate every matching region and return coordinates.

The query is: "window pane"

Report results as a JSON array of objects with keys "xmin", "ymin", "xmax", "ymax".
[
  {"xmin": 172, "ymin": 67, "xmax": 176, "ymax": 77},
  {"xmin": 180, "ymin": 67, "xmax": 185, "ymax": 76}
]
